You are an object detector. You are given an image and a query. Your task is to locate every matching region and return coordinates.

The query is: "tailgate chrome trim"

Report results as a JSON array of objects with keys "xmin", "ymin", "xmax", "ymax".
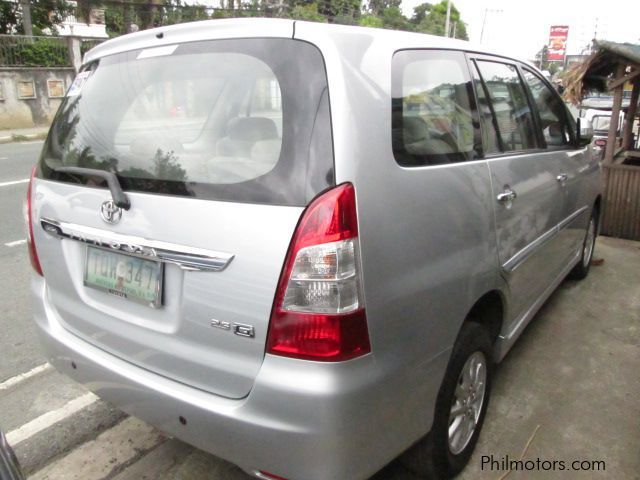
[{"xmin": 40, "ymin": 217, "xmax": 234, "ymax": 272}]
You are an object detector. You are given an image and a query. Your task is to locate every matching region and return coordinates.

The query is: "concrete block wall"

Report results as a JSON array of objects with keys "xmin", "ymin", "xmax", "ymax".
[{"xmin": 0, "ymin": 67, "xmax": 75, "ymax": 129}]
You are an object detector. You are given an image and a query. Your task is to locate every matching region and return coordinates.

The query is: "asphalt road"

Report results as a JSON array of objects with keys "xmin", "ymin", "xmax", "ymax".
[
  {"xmin": 0, "ymin": 141, "xmax": 127, "ymax": 475},
  {"xmin": 0, "ymin": 141, "xmax": 46, "ymax": 382}
]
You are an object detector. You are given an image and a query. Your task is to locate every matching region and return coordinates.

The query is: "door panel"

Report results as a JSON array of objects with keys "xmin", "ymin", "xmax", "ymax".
[
  {"xmin": 520, "ymin": 67, "xmax": 591, "ymax": 262},
  {"xmin": 488, "ymin": 154, "xmax": 566, "ymax": 322},
  {"xmin": 471, "ymin": 56, "xmax": 567, "ymax": 326}
]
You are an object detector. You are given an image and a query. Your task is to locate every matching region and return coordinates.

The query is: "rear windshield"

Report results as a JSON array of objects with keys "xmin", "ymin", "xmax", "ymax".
[{"xmin": 39, "ymin": 38, "xmax": 334, "ymax": 206}]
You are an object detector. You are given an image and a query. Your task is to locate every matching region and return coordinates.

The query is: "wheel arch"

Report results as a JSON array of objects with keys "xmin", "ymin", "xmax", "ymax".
[{"xmin": 462, "ymin": 290, "xmax": 505, "ymax": 348}]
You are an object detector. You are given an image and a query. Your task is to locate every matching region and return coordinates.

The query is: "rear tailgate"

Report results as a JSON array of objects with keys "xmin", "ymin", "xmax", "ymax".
[
  {"xmin": 33, "ymin": 184, "xmax": 300, "ymax": 398},
  {"xmin": 32, "ymin": 32, "xmax": 333, "ymax": 399}
]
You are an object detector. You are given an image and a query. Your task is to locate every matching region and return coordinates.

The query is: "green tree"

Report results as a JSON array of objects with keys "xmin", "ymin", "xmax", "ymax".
[
  {"xmin": 381, "ymin": 6, "xmax": 410, "ymax": 30},
  {"xmin": 412, "ymin": 1, "xmax": 467, "ymax": 40},
  {"xmin": 410, "ymin": 2, "xmax": 431, "ymax": 24},
  {"xmin": 367, "ymin": 0, "xmax": 400, "ymax": 16},
  {"xmin": 0, "ymin": 0, "xmax": 73, "ymax": 34},
  {"xmin": 358, "ymin": 14, "xmax": 383, "ymax": 27},
  {"xmin": 163, "ymin": 0, "xmax": 209, "ymax": 26},
  {"xmin": 290, "ymin": 2, "xmax": 326, "ymax": 22},
  {"xmin": 326, "ymin": 0, "xmax": 361, "ymax": 21}
]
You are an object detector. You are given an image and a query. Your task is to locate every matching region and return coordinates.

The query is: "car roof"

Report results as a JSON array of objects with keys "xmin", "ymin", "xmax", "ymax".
[{"xmin": 84, "ymin": 18, "xmax": 530, "ymax": 68}]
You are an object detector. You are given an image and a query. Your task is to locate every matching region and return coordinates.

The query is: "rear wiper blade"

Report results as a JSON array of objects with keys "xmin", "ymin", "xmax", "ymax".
[{"xmin": 53, "ymin": 166, "xmax": 131, "ymax": 210}]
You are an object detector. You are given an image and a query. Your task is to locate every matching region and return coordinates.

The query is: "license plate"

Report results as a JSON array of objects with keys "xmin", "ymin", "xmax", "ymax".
[{"xmin": 84, "ymin": 246, "xmax": 163, "ymax": 308}]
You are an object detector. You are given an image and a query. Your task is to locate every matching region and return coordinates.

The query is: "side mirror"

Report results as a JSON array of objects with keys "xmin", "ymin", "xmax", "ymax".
[{"xmin": 576, "ymin": 117, "xmax": 594, "ymax": 147}]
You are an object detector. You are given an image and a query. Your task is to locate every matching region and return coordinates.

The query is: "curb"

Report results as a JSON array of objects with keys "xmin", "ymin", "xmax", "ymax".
[{"xmin": 0, "ymin": 132, "xmax": 48, "ymax": 144}]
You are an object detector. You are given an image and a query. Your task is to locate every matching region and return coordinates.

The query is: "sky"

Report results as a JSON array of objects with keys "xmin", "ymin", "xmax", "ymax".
[{"xmin": 400, "ymin": 0, "xmax": 640, "ymax": 60}]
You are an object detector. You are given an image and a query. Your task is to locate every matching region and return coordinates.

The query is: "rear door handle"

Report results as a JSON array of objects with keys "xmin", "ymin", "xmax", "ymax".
[
  {"xmin": 557, "ymin": 173, "xmax": 568, "ymax": 184},
  {"xmin": 497, "ymin": 187, "xmax": 517, "ymax": 203}
]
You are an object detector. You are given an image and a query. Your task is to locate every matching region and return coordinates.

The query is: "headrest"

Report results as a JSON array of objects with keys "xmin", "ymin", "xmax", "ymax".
[
  {"xmin": 226, "ymin": 117, "xmax": 278, "ymax": 142},
  {"xmin": 402, "ymin": 116, "xmax": 428, "ymax": 143}
]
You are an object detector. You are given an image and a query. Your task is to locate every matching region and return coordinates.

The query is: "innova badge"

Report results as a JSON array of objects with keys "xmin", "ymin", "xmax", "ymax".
[{"xmin": 101, "ymin": 200, "xmax": 123, "ymax": 224}]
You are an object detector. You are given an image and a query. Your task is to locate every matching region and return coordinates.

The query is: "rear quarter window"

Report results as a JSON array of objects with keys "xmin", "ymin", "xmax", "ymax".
[{"xmin": 391, "ymin": 49, "xmax": 481, "ymax": 167}]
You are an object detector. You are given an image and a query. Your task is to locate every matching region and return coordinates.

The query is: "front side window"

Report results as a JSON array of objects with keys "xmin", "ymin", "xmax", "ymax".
[
  {"xmin": 392, "ymin": 50, "xmax": 481, "ymax": 166},
  {"xmin": 475, "ymin": 60, "xmax": 537, "ymax": 152},
  {"xmin": 522, "ymin": 69, "xmax": 572, "ymax": 147}
]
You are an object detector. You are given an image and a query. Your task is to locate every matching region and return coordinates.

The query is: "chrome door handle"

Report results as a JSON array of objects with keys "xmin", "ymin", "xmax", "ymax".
[
  {"xmin": 496, "ymin": 188, "xmax": 517, "ymax": 203},
  {"xmin": 557, "ymin": 173, "xmax": 568, "ymax": 183}
]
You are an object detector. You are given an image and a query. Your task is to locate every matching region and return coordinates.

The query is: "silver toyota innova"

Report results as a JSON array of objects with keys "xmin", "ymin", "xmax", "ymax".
[{"xmin": 28, "ymin": 19, "xmax": 601, "ymax": 480}]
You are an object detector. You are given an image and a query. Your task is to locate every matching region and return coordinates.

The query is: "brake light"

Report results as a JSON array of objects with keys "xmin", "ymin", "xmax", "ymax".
[
  {"xmin": 26, "ymin": 166, "xmax": 43, "ymax": 276},
  {"xmin": 266, "ymin": 183, "xmax": 371, "ymax": 361},
  {"xmin": 258, "ymin": 472, "xmax": 289, "ymax": 480},
  {"xmin": 594, "ymin": 139, "xmax": 607, "ymax": 147}
]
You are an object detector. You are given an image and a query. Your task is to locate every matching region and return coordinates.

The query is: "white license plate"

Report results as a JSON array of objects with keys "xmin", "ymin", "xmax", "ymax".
[{"xmin": 84, "ymin": 246, "xmax": 163, "ymax": 308}]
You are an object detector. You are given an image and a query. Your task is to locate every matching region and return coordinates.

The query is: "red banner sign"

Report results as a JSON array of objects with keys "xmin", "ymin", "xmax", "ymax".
[{"xmin": 548, "ymin": 25, "xmax": 569, "ymax": 61}]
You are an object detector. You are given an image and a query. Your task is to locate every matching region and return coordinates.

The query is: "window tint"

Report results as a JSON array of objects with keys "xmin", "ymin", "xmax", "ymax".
[
  {"xmin": 392, "ymin": 50, "xmax": 480, "ymax": 166},
  {"xmin": 522, "ymin": 69, "xmax": 572, "ymax": 147},
  {"xmin": 471, "ymin": 62, "xmax": 501, "ymax": 154},
  {"xmin": 40, "ymin": 39, "xmax": 334, "ymax": 206},
  {"xmin": 476, "ymin": 61, "xmax": 537, "ymax": 152}
]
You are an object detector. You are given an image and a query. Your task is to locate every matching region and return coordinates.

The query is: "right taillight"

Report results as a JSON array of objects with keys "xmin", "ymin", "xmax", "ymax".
[
  {"xmin": 25, "ymin": 165, "xmax": 43, "ymax": 276},
  {"xmin": 266, "ymin": 183, "xmax": 371, "ymax": 362},
  {"xmin": 594, "ymin": 139, "xmax": 607, "ymax": 147}
]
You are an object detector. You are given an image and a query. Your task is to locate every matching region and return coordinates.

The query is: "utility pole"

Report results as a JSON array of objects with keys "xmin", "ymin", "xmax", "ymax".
[
  {"xmin": 444, "ymin": 0, "xmax": 452, "ymax": 37},
  {"xmin": 480, "ymin": 8, "xmax": 502, "ymax": 44},
  {"xmin": 20, "ymin": 0, "xmax": 33, "ymax": 36},
  {"xmin": 479, "ymin": 8, "xmax": 488, "ymax": 44}
]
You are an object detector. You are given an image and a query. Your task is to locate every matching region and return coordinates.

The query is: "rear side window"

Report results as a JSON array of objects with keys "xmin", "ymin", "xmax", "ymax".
[
  {"xmin": 39, "ymin": 39, "xmax": 333, "ymax": 206},
  {"xmin": 475, "ymin": 60, "xmax": 537, "ymax": 152},
  {"xmin": 392, "ymin": 50, "xmax": 481, "ymax": 166},
  {"xmin": 522, "ymin": 69, "xmax": 573, "ymax": 147}
]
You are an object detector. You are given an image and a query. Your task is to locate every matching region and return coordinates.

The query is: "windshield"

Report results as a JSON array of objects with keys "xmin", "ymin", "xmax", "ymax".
[{"xmin": 39, "ymin": 38, "xmax": 334, "ymax": 206}]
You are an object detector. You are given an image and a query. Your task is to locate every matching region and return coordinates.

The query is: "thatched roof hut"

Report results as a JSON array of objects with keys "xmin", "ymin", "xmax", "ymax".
[
  {"xmin": 565, "ymin": 41, "xmax": 640, "ymax": 105},
  {"xmin": 564, "ymin": 40, "xmax": 640, "ymax": 162},
  {"xmin": 565, "ymin": 41, "xmax": 640, "ymax": 240}
]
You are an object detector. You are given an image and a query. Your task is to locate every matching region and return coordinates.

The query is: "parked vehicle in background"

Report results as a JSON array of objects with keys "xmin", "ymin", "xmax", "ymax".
[
  {"xmin": 0, "ymin": 430, "xmax": 25, "ymax": 480},
  {"xmin": 582, "ymin": 108, "xmax": 625, "ymax": 160},
  {"xmin": 28, "ymin": 19, "xmax": 602, "ymax": 480}
]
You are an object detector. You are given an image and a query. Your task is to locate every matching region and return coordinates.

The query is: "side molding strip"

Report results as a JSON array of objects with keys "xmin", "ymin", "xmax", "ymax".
[{"xmin": 502, "ymin": 205, "xmax": 589, "ymax": 274}]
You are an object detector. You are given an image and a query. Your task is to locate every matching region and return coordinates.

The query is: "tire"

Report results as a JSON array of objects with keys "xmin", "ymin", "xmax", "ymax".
[
  {"xmin": 401, "ymin": 322, "xmax": 493, "ymax": 479},
  {"xmin": 568, "ymin": 209, "xmax": 598, "ymax": 280}
]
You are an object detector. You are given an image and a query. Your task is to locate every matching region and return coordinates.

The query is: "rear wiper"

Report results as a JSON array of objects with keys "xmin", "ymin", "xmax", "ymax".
[{"xmin": 54, "ymin": 166, "xmax": 131, "ymax": 210}]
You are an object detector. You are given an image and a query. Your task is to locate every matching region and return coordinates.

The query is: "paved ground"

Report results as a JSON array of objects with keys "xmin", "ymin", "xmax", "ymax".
[
  {"xmin": 0, "ymin": 141, "xmax": 638, "ymax": 479},
  {"xmin": 0, "ymin": 141, "xmax": 48, "ymax": 381}
]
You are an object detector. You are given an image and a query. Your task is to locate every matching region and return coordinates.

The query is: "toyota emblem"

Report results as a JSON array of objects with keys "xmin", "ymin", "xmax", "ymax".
[{"xmin": 100, "ymin": 200, "xmax": 123, "ymax": 224}]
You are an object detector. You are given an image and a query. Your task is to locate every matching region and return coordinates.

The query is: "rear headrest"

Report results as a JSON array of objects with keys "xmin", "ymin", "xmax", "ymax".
[
  {"xmin": 226, "ymin": 117, "xmax": 278, "ymax": 142},
  {"xmin": 402, "ymin": 116, "xmax": 428, "ymax": 143}
]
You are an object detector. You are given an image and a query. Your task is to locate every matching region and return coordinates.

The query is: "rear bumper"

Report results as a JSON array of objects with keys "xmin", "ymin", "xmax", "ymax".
[{"xmin": 32, "ymin": 275, "xmax": 449, "ymax": 480}]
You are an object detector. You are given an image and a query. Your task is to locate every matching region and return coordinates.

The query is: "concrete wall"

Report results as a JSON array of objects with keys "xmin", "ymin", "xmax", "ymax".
[{"xmin": 0, "ymin": 67, "xmax": 75, "ymax": 129}]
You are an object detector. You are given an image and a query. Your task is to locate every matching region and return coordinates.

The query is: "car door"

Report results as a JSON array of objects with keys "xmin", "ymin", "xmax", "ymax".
[
  {"xmin": 520, "ymin": 67, "xmax": 593, "ymax": 261},
  {"xmin": 470, "ymin": 56, "xmax": 568, "ymax": 325}
]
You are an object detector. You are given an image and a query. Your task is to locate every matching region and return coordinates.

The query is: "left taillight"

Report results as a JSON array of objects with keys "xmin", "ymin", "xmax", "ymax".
[{"xmin": 25, "ymin": 165, "xmax": 43, "ymax": 276}]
